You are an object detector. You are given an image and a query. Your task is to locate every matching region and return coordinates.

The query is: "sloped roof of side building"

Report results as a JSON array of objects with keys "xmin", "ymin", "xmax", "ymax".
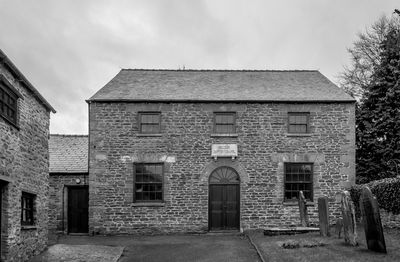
[
  {"xmin": 49, "ymin": 134, "xmax": 88, "ymax": 173},
  {"xmin": 88, "ymin": 69, "xmax": 355, "ymax": 103}
]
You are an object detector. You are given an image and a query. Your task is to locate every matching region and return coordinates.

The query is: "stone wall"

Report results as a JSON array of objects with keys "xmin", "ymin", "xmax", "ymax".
[
  {"xmin": 88, "ymin": 102, "xmax": 355, "ymax": 234},
  {"xmin": 0, "ymin": 63, "xmax": 50, "ymax": 261},
  {"xmin": 49, "ymin": 173, "xmax": 88, "ymax": 235},
  {"xmin": 380, "ymin": 209, "xmax": 400, "ymax": 228}
]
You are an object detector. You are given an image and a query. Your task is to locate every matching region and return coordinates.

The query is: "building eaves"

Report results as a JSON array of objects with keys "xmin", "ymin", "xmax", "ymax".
[{"xmin": 0, "ymin": 49, "xmax": 56, "ymax": 113}]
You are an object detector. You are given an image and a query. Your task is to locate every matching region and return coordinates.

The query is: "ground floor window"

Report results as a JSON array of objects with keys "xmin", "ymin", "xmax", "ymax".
[
  {"xmin": 284, "ymin": 163, "xmax": 313, "ymax": 202},
  {"xmin": 134, "ymin": 163, "xmax": 163, "ymax": 202},
  {"xmin": 21, "ymin": 192, "xmax": 35, "ymax": 226}
]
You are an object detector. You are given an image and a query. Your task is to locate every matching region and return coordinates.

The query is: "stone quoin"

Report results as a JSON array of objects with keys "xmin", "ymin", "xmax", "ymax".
[{"xmin": 87, "ymin": 69, "xmax": 355, "ymax": 234}]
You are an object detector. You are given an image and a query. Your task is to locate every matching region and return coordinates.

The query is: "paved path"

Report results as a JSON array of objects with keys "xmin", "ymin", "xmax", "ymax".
[
  {"xmin": 30, "ymin": 234, "xmax": 261, "ymax": 262},
  {"xmin": 30, "ymin": 244, "xmax": 124, "ymax": 262}
]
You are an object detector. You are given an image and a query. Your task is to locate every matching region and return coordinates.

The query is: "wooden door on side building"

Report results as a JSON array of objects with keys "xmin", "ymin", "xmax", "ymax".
[
  {"xmin": 209, "ymin": 167, "xmax": 240, "ymax": 231},
  {"xmin": 68, "ymin": 186, "xmax": 88, "ymax": 234}
]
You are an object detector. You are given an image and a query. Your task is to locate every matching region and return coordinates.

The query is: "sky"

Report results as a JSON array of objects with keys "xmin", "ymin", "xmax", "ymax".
[{"xmin": 0, "ymin": 0, "xmax": 399, "ymax": 134}]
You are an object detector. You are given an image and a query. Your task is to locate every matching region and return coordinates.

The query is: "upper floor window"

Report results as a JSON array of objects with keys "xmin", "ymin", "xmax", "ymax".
[
  {"xmin": 284, "ymin": 163, "xmax": 313, "ymax": 202},
  {"xmin": 139, "ymin": 112, "xmax": 161, "ymax": 134},
  {"xmin": 21, "ymin": 192, "xmax": 35, "ymax": 226},
  {"xmin": 134, "ymin": 163, "xmax": 163, "ymax": 202},
  {"xmin": 0, "ymin": 78, "xmax": 18, "ymax": 126},
  {"xmin": 214, "ymin": 112, "xmax": 236, "ymax": 134},
  {"xmin": 288, "ymin": 112, "xmax": 309, "ymax": 133}
]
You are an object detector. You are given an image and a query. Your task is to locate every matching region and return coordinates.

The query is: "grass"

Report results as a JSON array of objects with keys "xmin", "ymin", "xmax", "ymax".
[{"xmin": 248, "ymin": 225, "xmax": 400, "ymax": 262}]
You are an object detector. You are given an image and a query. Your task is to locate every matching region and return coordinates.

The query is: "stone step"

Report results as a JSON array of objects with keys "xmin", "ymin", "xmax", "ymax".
[{"xmin": 264, "ymin": 227, "xmax": 320, "ymax": 236}]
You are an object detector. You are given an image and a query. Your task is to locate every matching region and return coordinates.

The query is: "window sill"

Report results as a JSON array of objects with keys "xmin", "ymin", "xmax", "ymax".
[
  {"xmin": 283, "ymin": 201, "xmax": 315, "ymax": 206},
  {"xmin": 210, "ymin": 133, "xmax": 238, "ymax": 138},
  {"xmin": 286, "ymin": 133, "xmax": 312, "ymax": 137},
  {"xmin": 137, "ymin": 134, "xmax": 162, "ymax": 137},
  {"xmin": 0, "ymin": 115, "xmax": 20, "ymax": 130},
  {"xmin": 21, "ymin": 225, "xmax": 37, "ymax": 230},
  {"xmin": 132, "ymin": 202, "xmax": 165, "ymax": 207}
]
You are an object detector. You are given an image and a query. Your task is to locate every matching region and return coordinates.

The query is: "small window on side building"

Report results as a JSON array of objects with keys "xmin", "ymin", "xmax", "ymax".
[
  {"xmin": 214, "ymin": 112, "xmax": 236, "ymax": 134},
  {"xmin": 288, "ymin": 112, "xmax": 309, "ymax": 133},
  {"xmin": 139, "ymin": 112, "xmax": 161, "ymax": 134},
  {"xmin": 0, "ymin": 79, "xmax": 18, "ymax": 126},
  {"xmin": 21, "ymin": 192, "xmax": 35, "ymax": 226},
  {"xmin": 134, "ymin": 163, "xmax": 163, "ymax": 202},
  {"xmin": 284, "ymin": 163, "xmax": 313, "ymax": 202}
]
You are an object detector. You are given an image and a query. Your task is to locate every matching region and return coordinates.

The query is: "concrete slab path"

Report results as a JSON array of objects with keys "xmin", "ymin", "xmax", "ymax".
[
  {"xmin": 30, "ymin": 234, "xmax": 261, "ymax": 262},
  {"xmin": 30, "ymin": 244, "xmax": 124, "ymax": 262}
]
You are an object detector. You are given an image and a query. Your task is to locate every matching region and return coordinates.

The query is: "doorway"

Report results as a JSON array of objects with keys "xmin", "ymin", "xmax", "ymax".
[
  {"xmin": 68, "ymin": 186, "xmax": 88, "ymax": 234},
  {"xmin": 209, "ymin": 167, "xmax": 240, "ymax": 230}
]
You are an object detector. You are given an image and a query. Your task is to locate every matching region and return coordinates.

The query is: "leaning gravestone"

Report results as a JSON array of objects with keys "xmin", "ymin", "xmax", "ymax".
[
  {"xmin": 360, "ymin": 186, "xmax": 387, "ymax": 253},
  {"xmin": 341, "ymin": 191, "xmax": 358, "ymax": 246},
  {"xmin": 298, "ymin": 191, "xmax": 309, "ymax": 227},
  {"xmin": 318, "ymin": 196, "xmax": 330, "ymax": 237}
]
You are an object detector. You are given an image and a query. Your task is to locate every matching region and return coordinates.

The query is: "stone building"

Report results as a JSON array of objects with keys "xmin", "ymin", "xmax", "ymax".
[
  {"xmin": 87, "ymin": 69, "xmax": 355, "ymax": 234},
  {"xmin": 49, "ymin": 134, "xmax": 88, "ymax": 236},
  {"xmin": 0, "ymin": 49, "xmax": 55, "ymax": 261}
]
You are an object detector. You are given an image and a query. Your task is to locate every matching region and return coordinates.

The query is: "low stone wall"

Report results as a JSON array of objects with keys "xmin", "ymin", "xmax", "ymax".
[{"xmin": 380, "ymin": 209, "xmax": 400, "ymax": 228}]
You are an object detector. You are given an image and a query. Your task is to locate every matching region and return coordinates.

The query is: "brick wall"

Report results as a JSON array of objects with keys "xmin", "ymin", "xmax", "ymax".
[
  {"xmin": 48, "ymin": 173, "xmax": 88, "ymax": 236},
  {"xmin": 0, "ymin": 63, "xmax": 50, "ymax": 261},
  {"xmin": 88, "ymin": 102, "xmax": 355, "ymax": 234}
]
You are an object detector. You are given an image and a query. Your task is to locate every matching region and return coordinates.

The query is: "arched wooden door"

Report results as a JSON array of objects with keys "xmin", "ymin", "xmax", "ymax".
[{"xmin": 209, "ymin": 167, "xmax": 240, "ymax": 230}]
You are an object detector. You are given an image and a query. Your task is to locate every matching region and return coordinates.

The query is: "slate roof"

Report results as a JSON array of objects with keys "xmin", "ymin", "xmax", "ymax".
[
  {"xmin": 88, "ymin": 69, "xmax": 354, "ymax": 102},
  {"xmin": 49, "ymin": 134, "xmax": 88, "ymax": 173}
]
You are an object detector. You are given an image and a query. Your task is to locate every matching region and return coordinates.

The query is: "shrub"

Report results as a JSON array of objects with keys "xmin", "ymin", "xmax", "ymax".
[{"xmin": 350, "ymin": 177, "xmax": 400, "ymax": 217}]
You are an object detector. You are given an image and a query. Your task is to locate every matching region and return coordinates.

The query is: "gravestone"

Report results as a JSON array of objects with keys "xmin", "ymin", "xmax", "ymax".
[
  {"xmin": 335, "ymin": 218, "xmax": 343, "ymax": 238},
  {"xmin": 318, "ymin": 196, "xmax": 330, "ymax": 237},
  {"xmin": 298, "ymin": 191, "xmax": 309, "ymax": 227},
  {"xmin": 360, "ymin": 186, "xmax": 387, "ymax": 253},
  {"xmin": 341, "ymin": 191, "xmax": 358, "ymax": 246}
]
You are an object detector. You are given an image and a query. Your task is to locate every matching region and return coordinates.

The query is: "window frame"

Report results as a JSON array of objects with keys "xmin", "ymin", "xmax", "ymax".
[
  {"xmin": 213, "ymin": 112, "xmax": 236, "ymax": 134},
  {"xmin": 138, "ymin": 112, "xmax": 161, "ymax": 134},
  {"xmin": 287, "ymin": 112, "xmax": 310, "ymax": 134},
  {"xmin": 284, "ymin": 163, "xmax": 313, "ymax": 202},
  {"xmin": 21, "ymin": 192, "xmax": 35, "ymax": 226},
  {"xmin": 133, "ymin": 163, "xmax": 164, "ymax": 203},
  {"xmin": 0, "ymin": 76, "xmax": 19, "ymax": 127}
]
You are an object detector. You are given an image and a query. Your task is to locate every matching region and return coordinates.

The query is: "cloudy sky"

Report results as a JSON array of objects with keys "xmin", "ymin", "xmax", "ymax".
[{"xmin": 0, "ymin": 0, "xmax": 398, "ymax": 134}]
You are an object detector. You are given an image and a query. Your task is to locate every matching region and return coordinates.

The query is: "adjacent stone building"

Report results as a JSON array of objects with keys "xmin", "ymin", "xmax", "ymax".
[
  {"xmin": 49, "ymin": 134, "xmax": 88, "ymax": 236},
  {"xmin": 0, "ymin": 49, "xmax": 55, "ymax": 261},
  {"xmin": 87, "ymin": 69, "xmax": 355, "ymax": 234}
]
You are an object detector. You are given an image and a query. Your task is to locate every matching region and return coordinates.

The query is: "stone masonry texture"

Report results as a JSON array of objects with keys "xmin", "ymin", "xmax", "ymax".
[
  {"xmin": 88, "ymin": 102, "xmax": 355, "ymax": 234},
  {"xmin": 0, "ymin": 62, "xmax": 50, "ymax": 261},
  {"xmin": 49, "ymin": 173, "xmax": 88, "ymax": 235}
]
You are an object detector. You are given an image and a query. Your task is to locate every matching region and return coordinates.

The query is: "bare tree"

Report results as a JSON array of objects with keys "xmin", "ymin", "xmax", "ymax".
[{"xmin": 337, "ymin": 15, "xmax": 400, "ymax": 100}]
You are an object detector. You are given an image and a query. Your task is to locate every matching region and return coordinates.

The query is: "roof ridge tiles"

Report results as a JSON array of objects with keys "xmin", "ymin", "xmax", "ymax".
[{"xmin": 121, "ymin": 68, "xmax": 319, "ymax": 72}]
